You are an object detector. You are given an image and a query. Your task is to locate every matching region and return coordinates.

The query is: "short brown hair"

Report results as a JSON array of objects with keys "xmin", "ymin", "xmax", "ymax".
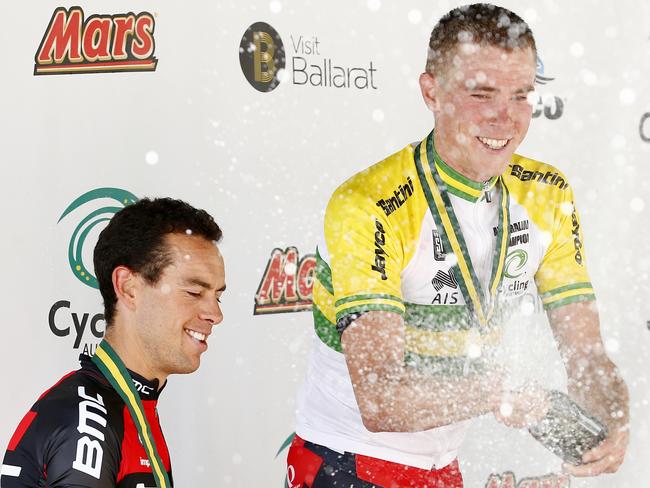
[
  {"xmin": 94, "ymin": 198, "xmax": 223, "ymax": 325},
  {"xmin": 426, "ymin": 3, "xmax": 536, "ymax": 75}
]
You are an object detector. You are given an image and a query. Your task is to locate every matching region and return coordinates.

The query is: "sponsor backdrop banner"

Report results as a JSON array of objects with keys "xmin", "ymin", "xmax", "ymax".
[{"xmin": 1, "ymin": 0, "xmax": 649, "ymax": 486}]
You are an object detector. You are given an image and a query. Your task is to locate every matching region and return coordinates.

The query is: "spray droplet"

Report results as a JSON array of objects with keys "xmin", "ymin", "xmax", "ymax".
[
  {"xmin": 630, "ymin": 198, "xmax": 644, "ymax": 212},
  {"xmin": 500, "ymin": 402, "xmax": 513, "ymax": 417},
  {"xmin": 145, "ymin": 151, "xmax": 159, "ymax": 165},
  {"xmin": 407, "ymin": 9, "xmax": 422, "ymax": 24},
  {"xmin": 367, "ymin": 0, "xmax": 381, "ymax": 12},
  {"xmin": 569, "ymin": 42, "xmax": 584, "ymax": 57}
]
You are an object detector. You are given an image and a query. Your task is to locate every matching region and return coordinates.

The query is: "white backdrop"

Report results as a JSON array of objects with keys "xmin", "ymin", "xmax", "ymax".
[{"xmin": 1, "ymin": 1, "xmax": 649, "ymax": 487}]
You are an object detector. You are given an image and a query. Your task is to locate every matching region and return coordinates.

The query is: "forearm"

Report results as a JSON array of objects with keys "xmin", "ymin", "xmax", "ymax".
[
  {"xmin": 353, "ymin": 366, "xmax": 503, "ymax": 432},
  {"xmin": 342, "ymin": 311, "xmax": 507, "ymax": 433},
  {"xmin": 548, "ymin": 302, "xmax": 630, "ymax": 431},
  {"xmin": 568, "ymin": 358, "xmax": 629, "ymax": 431}
]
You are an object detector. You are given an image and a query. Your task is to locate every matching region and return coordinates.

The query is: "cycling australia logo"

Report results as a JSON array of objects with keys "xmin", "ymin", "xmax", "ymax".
[
  {"xmin": 239, "ymin": 21, "xmax": 378, "ymax": 92},
  {"xmin": 534, "ymin": 57, "xmax": 555, "ymax": 85},
  {"xmin": 239, "ymin": 22, "xmax": 286, "ymax": 92},
  {"xmin": 254, "ymin": 247, "xmax": 315, "ymax": 314},
  {"xmin": 503, "ymin": 249, "xmax": 530, "ymax": 297},
  {"xmin": 34, "ymin": 6, "xmax": 158, "ymax": 75},
  {"xmin": 50, "ymin": 188, "xmax": 137, "ymax": 354},
  {"xmin": 58, "ymin": 188, "xmax": 137, "ymax": 288},
  {"xmin": 532, "ymin": 56, "xmax": 564, "ymax": 120},
  {"xmin": 504, "ymin": 249, "xmax": 528, "ymax": 279}
]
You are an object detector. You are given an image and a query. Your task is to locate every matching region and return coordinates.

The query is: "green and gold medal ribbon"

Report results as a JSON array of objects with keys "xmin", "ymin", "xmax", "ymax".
[
  {"xmin": 91, "ymin": 340, "xmax": 171, "ymax": 488},
  {"xmin": 414, "ymin": 131, "xmax": 511, "ymax": 327}
]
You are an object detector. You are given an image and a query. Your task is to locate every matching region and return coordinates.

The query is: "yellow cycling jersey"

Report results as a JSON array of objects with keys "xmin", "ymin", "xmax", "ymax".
[{"xmin": 312, "ymin": 131, "xmax": 594, "ymax": 373}]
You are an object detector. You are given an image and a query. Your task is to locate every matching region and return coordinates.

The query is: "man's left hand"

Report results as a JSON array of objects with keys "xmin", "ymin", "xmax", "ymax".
[{"xmin": 562, "ymin": 426, "xmax": 629, "ymax": 476}]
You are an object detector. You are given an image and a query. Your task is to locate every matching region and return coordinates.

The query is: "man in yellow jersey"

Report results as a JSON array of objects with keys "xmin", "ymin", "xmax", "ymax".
[{"xmin": 288, "ymin": 3, "xmax": 629, "ymax": 487}]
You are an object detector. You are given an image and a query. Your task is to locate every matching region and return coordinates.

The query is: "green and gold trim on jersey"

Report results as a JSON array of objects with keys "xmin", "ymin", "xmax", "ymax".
[
  {"xmin": 434, "ymin": 154, "xmax": 498, "ymax": 203},
  {"xmin": 415, "ymin": 131, "xmax": 511, "ymax": 328},
  {"xmin": 334, "ymin": 294, "xmax": 405, "ymax": 320},
  {"xmin": 540, "ymin": 282, "xmax": 595, "ymax": 309},
  {"xmin": 402, "ymin": 301, "xmax": 506, "ymax": 375},
  {"xmin": 312, "ymin": 250, "xmax": 340, "ymax": 351},
  {"xmin": 405, "ymin": 322, "xmax": 502, "ymax": 356},
  {"xmin": 404, "ymin": 352, "xmax": 492, "ymax": 376},
  {"xmin": 91, "ymin": 340, "xmax": 171, "ymax": 488}
]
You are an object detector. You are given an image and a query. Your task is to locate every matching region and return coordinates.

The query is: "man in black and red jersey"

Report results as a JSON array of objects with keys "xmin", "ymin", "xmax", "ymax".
[{"xmin": 1, "ymin": 198, "xmax": 226, "ymax": 487}]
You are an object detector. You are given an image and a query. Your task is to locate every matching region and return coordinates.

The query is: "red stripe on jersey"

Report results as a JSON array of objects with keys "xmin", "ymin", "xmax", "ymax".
[
  {"xmin": 7, "ymin": 411, "xmax": 37, "ymax": 451},
  {"xmin": 116, "ymin": 400, "xmax": 171, "ymax": 482}
]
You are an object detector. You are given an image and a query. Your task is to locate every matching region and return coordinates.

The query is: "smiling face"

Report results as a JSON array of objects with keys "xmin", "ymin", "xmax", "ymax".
[
  {"xmin": 133, "ymin": 233, "xmax": 226, "ymax": 381},
  {"xmin": 420, "ymin": 43, "xmax": 537, "ymax": 182}
]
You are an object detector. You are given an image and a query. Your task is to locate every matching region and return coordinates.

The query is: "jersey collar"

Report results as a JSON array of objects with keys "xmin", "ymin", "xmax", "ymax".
[
  {"xmin": 81, "ymin": 354, "xmax": 165, "ymax": 401},
  {"xmin": 427, "ymin": 133, "xmax": 498, "ymax": 203}
]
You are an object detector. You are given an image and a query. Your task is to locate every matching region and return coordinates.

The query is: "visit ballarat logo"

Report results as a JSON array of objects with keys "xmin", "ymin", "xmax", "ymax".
[
  {"xmin": 34, "ymin": 6, "xmax": 158, "ymax": 75},
  {"xmin": 239, "ymin": 21, "xmax": 286, "ymax": 92},
  {"xmin": 239, "ymin": 21, "xmax": 378, "ymax": 92},
  {"xmin": 254, "ymin": 247, "xmax": 315, "ymax": 314},
  {"xmin": 58, "ymin": 188, "xmax": 138, "ymax": 288}
]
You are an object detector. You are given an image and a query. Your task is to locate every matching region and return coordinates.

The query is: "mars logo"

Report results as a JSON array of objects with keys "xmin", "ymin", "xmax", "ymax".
[
  {"xmin": 486, "ymin": 471, "xmax": 570, "ymax": 487},
  {"xmin": 34, "ymin": 6, "xmax": 158, "ymax": 75},
  {"xmin": 254, "ymin": 247, "xmax": 316, "ymax": 314},
  {"xmin": 50, "ymin": 188, "xmax": 137, "ymax": 354},
  {"xmin": 239, "ymin": 22, "xmax": 286, "ymax": 92}
]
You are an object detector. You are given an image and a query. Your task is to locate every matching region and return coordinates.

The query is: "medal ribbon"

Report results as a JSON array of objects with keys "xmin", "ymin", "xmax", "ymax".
[
  {"xmin": 414, "ymin": 131, "xmax": 511, "ymax": 327},
  {"xmin": 91, "ymin": 340, "xmax": 171, "ymax": 488}
]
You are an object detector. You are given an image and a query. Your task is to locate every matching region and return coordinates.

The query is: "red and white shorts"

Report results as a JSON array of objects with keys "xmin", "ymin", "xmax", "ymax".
[{"xmin": 286, "ymin": 434, "xmax": 463, "ymax": 488}]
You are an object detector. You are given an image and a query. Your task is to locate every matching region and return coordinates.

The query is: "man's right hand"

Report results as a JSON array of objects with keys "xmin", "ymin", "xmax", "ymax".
[{"xmin": 493, "ymin": 382, "xmax": 550, "ymax": 428}]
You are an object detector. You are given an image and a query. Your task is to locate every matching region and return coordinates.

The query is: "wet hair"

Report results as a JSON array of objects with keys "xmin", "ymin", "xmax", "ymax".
[
  {"xmin": 94, "ymin": 197, "xmax": 223, "ymax": 325},
  {"xmin": 426, "ymin": 3, "xmax": 537, "ymax": 75}
]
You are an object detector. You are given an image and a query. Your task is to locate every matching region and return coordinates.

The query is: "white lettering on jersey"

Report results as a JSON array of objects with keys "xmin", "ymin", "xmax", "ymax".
[
  {"xmin": 72, "ymin": 437, "xmax": 104, "ymax": 479},
  {"xmin": 132, "ymin": 379, "xmax": 154, "ymax": 396},
  {"xmin": 72, "ymin": 386, "xmax": 107, "ymax": 479},
  {"xmin": 1, "ymin": 464, "xmax": 22, "ymax": 477},
  {"xmin": 286, "ymin": 465, "xmax": 296, "ymax": 488}
]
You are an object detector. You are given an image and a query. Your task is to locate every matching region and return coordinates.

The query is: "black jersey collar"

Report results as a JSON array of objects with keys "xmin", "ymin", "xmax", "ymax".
[{"xmin": 80, "ymin": 354, "xmax": 166, "ymax": 400}]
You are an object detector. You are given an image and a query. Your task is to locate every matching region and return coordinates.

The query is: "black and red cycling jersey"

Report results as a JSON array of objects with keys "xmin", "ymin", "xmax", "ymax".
[{"xmin": 1, "ymin": 355, "xmax": 173, "ymax": 487}]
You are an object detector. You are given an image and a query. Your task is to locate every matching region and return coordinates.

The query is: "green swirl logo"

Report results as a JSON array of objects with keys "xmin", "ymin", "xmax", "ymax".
[
  {"xmin": 58, "ymin": 188, "xmax": 138, "ymax": 288},
  {"xmin": 504, "ymin": 249, "xmax": 528, "ymax": 279}
]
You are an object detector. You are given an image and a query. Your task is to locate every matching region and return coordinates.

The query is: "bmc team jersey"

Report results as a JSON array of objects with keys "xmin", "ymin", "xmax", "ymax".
[
  {"xmin": 295, "ymin": 132, "xmax": 595, "ymax": 470},
  {"xmin": 1, "ymin": 355, "xmax": 173, "ymax": 487}
]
